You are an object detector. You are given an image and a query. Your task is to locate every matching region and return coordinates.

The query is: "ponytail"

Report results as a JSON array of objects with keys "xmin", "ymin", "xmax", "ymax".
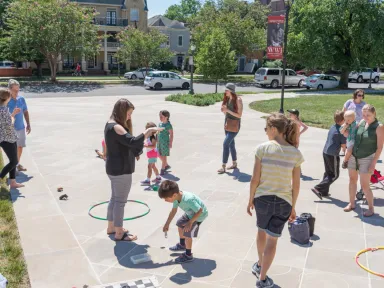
[{"xmin": 286, "ymin": 119, "xmax": 299, "ymax": 148}]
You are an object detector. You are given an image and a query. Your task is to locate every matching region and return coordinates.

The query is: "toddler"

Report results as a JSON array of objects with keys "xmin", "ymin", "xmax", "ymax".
[
  {"xmin": 158, "ymin": 110, "xmax": 173, "ymax": 175},
  {"xmin": 340, "ymin": 110, "xmax": 357, "ymax": 169},
  {"xmin": 141, "ymin": 122, "xmax": 161, "ymax": 184},
  {"xmin": 159, "ymin": 180, "xmax": 208, "ymax": 264}
]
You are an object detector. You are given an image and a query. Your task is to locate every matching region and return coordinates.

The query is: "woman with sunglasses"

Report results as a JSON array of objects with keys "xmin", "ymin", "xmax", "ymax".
[{"xmin": 341, "ymin": 89, "xmax": 366, "ymax": 156}]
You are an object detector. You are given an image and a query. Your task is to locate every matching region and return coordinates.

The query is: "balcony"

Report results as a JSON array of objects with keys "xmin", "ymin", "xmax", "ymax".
[
  {"xmin": 99, "ymin": 41, "xmax": 122, "ymax": 51},
  {"xmin": 94, "ymin": 17, "xmax": 128, "ymax": 27}
]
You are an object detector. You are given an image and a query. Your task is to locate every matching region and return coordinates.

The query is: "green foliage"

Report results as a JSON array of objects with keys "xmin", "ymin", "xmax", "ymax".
[
  {"xmin": 195, "ymin": 28, "xmax": 236, "ymax": 92},
  {"xmin": 289, "ymin": 0, "xmax": 384, "ymax": 88},
  {"xmin": 166, "ymin": 93, "xmax": 224, "ymax": 106},
  {"xmin": 192, "ymin": 0, "xmax": 268, "ymax": 56},
  {"xmin": 264, "ymin": 60, "xmax": 282, "ymax": 68},
  {"xmin": 164, "ymin": 0, "xmax": 201, "ymax": 23},
  {"xmin": 4, "ymin": 0, "xmax": 100, "ymax": 81},
  {"xmin": 116, "ymin": 28, "xmax": 173, "ymax": 71}
]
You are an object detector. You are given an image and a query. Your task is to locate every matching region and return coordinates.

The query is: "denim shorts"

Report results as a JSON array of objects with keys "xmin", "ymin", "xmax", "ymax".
[{"xmin": 254, "ymin": 195, "xmax": 292, "ymax": 238}]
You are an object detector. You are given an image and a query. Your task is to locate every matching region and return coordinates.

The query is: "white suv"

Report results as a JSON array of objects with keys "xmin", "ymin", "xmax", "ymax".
[
  {"xmin": 254, "ymin": 68, "xmax": 306, "ymax": 88},
  {"xmin": 349, "ymin": 68, "xmax": 380, "ymax": 83},
  {"xmin": 144, "ymin": 71, "xmax": 190, "ymax": 90}
]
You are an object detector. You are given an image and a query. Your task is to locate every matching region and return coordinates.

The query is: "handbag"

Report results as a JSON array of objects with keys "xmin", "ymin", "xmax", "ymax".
[
  {"xmin": 146, "ymin": 149, "xmax": 158, "ymax": 159},
  {"xmin": 288, "ymin": 216, "xmax": 310, "ymax": 245},
  {"xmin": 225, "ymin": 118, "xmax": 240, "ymax": 133}
]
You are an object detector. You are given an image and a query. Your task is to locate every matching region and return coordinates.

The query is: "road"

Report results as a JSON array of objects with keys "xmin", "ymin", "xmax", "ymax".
[{"xmin": 20, "ymin": 81, "xmax": 384, "ymax": 98}]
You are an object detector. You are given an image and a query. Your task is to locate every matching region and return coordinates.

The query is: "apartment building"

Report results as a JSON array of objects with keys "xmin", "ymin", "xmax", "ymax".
[{"xmin": 58, "ymin": 0, "xmax": 149, "ymax": 74}]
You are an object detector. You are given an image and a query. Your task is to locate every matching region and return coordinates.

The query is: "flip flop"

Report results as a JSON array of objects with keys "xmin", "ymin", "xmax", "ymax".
[
  {"xmin": 114, "ymin": 232, "xmax": 137, "ymax": 242},
  {"xmin": 107, "ymin": 228, "xmax": 129, "ymax": 235}
]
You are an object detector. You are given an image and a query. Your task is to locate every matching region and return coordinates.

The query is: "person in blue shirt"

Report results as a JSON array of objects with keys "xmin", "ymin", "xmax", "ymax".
[{"xmin": 7, "ymin": 79, "xmax": 31, "ymax": 172}]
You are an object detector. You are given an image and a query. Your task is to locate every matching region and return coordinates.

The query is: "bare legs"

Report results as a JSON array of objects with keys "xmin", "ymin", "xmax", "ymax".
[
  {"xmin": 360, "ymin": 173, "xmax": 374, "ymax": 216},
  {"xmin": 257, "ymin": 229, "xmax": 278, "ymax": 281},
  {"xmin": 345, "ymin": 169, "xmax": 358, "ymax": 211}
]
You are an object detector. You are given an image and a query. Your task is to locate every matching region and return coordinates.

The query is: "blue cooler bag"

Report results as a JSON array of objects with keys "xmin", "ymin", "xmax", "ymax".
[{"xmin": 288, "ymin": 216, "xmax": 310, "ymax": 245}]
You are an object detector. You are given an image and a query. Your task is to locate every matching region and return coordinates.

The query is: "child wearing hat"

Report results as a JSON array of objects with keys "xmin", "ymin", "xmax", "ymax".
[{"xmin": 287, "ymin": 109, "xmax": 308, "ymax": 148}]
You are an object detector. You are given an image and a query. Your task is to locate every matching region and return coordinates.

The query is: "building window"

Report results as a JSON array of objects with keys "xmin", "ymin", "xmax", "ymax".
[
  {"xmin": 130, "ymin": 8, "xmax": 139, "ymax": 22},
  {"xmin": 178, "ymin": 35, "xmax": 183, "ymax": 47},
  {"xmin": 107, "ymin": 9, "xmax": 117, "ymax": 25},
  {"xmin": 63, "ymin": 55, "xmax": 74, "ymax": 68}
]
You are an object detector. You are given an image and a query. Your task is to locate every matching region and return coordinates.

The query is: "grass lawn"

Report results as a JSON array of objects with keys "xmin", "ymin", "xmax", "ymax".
[
  {"xmin": 250, "ymin": 94, "xmax": 384, "ymax": 129},
  {"xmin": 0, "ymin": 153, "xmax": 30, "ymax": 288}
]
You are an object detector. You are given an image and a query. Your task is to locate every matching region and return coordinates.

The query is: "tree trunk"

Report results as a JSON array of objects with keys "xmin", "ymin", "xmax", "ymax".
[
  {"xmin": 339, "ymin": 68, "xmax": 349, "ymax": 89},
  {"xmin": 47, "ymin": 57, "xmax": 57, "ymax": 82},
  {"xmin": 34, "ymin": 61, "xmax": 43, "ymax": 78},
  {"xmin": 215, "ymin": 78, "xmax": 218, "ymax": 93}
]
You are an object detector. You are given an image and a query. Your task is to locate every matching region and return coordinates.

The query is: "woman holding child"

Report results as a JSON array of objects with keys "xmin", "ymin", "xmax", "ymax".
[
  {"xmin": 218, "ymin": 83, "xmax": 243, "ymax": 174},
  {"xmin": 104, "ymin": 99, "xmax": 162, "ymax": 241},
  {"xmin": 345, "ymin": 104, "xmax": 384, "ymax": 217}
]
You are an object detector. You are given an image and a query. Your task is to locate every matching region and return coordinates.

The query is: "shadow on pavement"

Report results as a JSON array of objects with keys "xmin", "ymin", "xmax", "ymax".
[
  {"xmin": 169, "ymin": 258, "xmax": 217, "ymax": 284},
  {"xmin": 228, "ymin": 168, "xmax": 252, "ymax": 183},
  {"xmin": 301, "ymin": 174, "xmax": 319, "ymax": 181},
  {"xmin": 314, "ymin": 196, "xmax": 349, "ymax": 210}
]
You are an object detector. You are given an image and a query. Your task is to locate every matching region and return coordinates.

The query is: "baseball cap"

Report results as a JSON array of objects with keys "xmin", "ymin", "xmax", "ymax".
[{"xmin": 287, "ymin": 109, "xmax": 300, "ymax": 116}]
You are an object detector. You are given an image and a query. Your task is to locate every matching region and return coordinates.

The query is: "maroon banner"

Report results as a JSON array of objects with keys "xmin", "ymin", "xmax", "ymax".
[{"xmin": 267, "ymin": 14, "xmax": 285, "ymax": 59}]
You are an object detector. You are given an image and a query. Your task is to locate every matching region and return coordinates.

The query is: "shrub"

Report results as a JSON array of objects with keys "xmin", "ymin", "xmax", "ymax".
[{"xmin": 165, "ymin": 93, "xmax": 223, "ymax": 106}]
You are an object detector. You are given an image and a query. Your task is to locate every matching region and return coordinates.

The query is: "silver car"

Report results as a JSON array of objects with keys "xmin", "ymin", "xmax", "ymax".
[{"xmin": 124, "ymin": 68, "xmax": 155, "ymax": 79}]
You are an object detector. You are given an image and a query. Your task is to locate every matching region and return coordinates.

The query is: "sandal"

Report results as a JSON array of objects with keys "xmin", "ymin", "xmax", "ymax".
[
  {"xmin": 114, "ymin": 232, "xmax": 137, "ymax": 242},
  {"xmin": 227, "ymin": 162, "xmax": 238, "ymax": 170},
  {"xmin": 217, "ymin": 165, "xmax": 226, "ymax": 174},
  {"xmin": 343, "ymin": 204, "xmax": 355, "ymax": 212},
  {"xmin": 17, "ymin": 164, "xmax": 27, "ymax": 171},
  {"xmin": 107, "ymin": 228, "xmax": 129, "ymax": 235},
  {"xmin": 363, "ymin": 210, "xmax": 374, "ymax": 217}
]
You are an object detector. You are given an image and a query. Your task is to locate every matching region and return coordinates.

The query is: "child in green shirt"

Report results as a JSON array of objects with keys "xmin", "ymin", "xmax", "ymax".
[{"xmin": 159, "ymin": 180, "xmax": 208, "ymax": 264}]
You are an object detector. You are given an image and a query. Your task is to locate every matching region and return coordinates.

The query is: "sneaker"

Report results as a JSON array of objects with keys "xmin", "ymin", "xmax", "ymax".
[
  {"xmin": 256, "ymin": 276, "xmax": 274, "ymax": 288},
  {"xmin": 175, "ymin": 252, "xmax": 194, "ymax": 264},
  {"xmin": 311, "ymin": 188, "xmax": 323, "ymax": 200},
  {"xmin": 140, "ymin": 179, "xmax": 150, "ymax": 185},
  {"xmin": 169, "ymin": 243, "xmax": 186, "ymax": 251},
  {"xmin": 342, "ymin": 161, "xmax": 348, "ymax": 169},
  {"xmin": 165, "ymin": 165, "xmax": 171, "ymax": 171},
  {"xmin": 252, "ymin": 262, "xmax": 261, "ymax": 278},
  {"xmin": 152, "ymin": 176, "xmax": 161, "ymax": 183},
  {"xmin": 160, "ymin": 169, "xmax": 166, "ymax": 176}
]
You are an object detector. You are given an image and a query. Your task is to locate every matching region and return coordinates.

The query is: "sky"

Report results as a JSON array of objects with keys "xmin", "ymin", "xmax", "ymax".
[{"xmin": 147, "ymin": 0, "xmax": 181, "ymax": 18}]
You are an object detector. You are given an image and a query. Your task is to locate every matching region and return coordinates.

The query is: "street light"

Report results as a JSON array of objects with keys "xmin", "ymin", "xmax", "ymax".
[
  {"xmin": 272, "ymin": 0, "xmax": 294, "ymax": 114},
  {"xmin": 189, "ymin": 44, "xmax": 196, "ymax": 95}
]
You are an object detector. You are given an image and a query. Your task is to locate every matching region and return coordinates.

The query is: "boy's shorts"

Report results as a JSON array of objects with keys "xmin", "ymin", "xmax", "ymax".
[
  {"xmin": 148, "ymin": 158, "xmax": 157, "ymax": 164},
  {"xmin": 254, "ymin": 195, "xmax": 292, "ymax": 238},
  {"xmin": 15, "ymin": 129, "xmax": 26, "ymax": 147},
  {"xmin": 176, "ymin": 214, "xmax": 202, "ymax": 238}
]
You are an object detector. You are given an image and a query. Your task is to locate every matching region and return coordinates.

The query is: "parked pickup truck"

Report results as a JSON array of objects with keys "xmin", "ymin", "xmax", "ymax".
[{"xmin": 348, "ymin": 68, "xmax": 380, "ymax": 83}]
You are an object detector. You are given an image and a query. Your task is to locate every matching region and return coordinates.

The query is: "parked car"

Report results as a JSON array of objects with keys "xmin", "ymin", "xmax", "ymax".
[
  {"xmin": 254, "ymin": 68, "xmax": 306, "ymax": 88},
  {"xmin": 349, "ymin": 68, "xmax": 380, "ymax": 83},
  {"xmin": 124, "ymin": 68, "xmax": 155, "ymax": 79},
  {"xmin": 0, "ymin": 60, "xmax": 16, "ymax": 69},
  {"xmin": 144, "ymin": 71, "xmax": 190, "ymax": 90},
  {"xmin": 303, "ymin": 74, "xmax": 339, "ymax": 90}
]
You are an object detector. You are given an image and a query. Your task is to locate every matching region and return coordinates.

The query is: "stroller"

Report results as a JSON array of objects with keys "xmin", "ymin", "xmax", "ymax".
[{"xmin": 356, "ymin": 169, "xmax": 384, "ymax": 200}]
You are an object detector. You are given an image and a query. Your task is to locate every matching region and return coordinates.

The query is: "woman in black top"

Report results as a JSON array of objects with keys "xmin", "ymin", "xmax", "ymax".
[{"xmin": 105, "ymin": 98, "xmax": 162, "ymax": 241}]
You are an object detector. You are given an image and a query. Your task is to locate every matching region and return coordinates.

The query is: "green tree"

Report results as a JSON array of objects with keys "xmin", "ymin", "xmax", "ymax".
[
  {"xmin": 4, "ymin": 0, "xmax": 100, "ymax": 81},
  {"xmin": 289, "ymin": 0, "xmax": 384, "ymax": 88},
  {"xmin": 164, "ymin": 0, "xmax": 201, "ymax": 23},
  {"xmin": 192, "ymin": 0, "xmax": 267, "ymax": 57},
  {"xmin": 195, "ymin": 27, "xmax": 236, "ymax": 93},
  {"xmin": 116, "ymin": 27, "xmax": 174, "ymax": 77}
]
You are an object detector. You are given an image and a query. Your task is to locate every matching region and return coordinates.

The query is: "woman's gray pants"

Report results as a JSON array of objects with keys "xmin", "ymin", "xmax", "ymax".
[{"xmin": 107, "ymin": 174, "xmax": 132, "ymax": 227}]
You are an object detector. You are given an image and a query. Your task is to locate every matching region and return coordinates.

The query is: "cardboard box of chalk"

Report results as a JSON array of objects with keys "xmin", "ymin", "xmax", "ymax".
[{"xmin": 130, "ymin": 253, "xmax": 152, "ymax": 265}]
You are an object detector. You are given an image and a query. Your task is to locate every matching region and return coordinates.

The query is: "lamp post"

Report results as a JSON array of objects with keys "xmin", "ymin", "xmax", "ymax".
[
  {"xmin": 272, "ymin": 0, "xmax": 293, "ymax": 114},
  {"xmin": 189, "ymin": 44, "xmax": 196, "ymax": 95}
]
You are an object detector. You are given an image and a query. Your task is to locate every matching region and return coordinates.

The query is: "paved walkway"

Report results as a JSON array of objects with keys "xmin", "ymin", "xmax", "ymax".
[{"xmin": 7, "ymin": 93, "xmax": 384, "ymax": 287}]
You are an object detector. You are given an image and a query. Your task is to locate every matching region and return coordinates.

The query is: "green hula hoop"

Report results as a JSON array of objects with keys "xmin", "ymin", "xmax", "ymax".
[{"xmin": 88, "ymin": 200, "xmax": 150, "ymax": 221}]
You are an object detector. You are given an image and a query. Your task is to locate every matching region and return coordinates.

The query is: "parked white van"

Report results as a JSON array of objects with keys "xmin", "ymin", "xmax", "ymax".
[
  {"xmin": 0, "ymin": 60, "xmax": 16, "ymax": 69},
  {"xmin": 254, "ymin": 67, "xmax": 306, "ymax": 88}
]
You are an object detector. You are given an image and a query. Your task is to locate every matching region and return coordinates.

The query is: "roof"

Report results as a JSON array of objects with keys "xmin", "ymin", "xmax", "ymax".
[{"xmin": 148, "ymin": 15, "xmax": 186, "ymax": 29}]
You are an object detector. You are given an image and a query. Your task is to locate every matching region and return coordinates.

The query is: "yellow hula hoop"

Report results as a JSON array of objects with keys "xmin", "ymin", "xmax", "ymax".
[{"xmin": 355, "ymin": 247, "xmax": 384, "ymax": 278}]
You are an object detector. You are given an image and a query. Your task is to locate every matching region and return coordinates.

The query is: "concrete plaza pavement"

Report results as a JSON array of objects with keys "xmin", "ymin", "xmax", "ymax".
[{"xmin": 6, "ymin": 92, "xmax": 384, "ymax": 287}]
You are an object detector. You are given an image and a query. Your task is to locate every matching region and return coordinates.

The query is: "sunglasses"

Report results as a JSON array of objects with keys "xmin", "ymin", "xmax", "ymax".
[{"xmin": 357, "ymin": 94, "xmax": 364, "ymax": 97}]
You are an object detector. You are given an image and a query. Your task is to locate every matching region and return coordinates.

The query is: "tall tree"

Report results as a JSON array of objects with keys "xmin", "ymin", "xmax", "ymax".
[
  {"xmin": 116, "ymin": 27, "xmax": 174, "ymax": 77},
  {"xmin": 4, "ymin": 0, "xmax": 100, "ymax": 81},
  {"xmin": 192, "ymin": 0, "xmax": 268, "ymax": 57},
  {"xmin": 289, "ymin": 0, "xmax": 384, "ymax": 88},
  {"xmin": 164, "ymin": 0, "xmax": 201, "ymax": 23},
  {"xmin": 195, "ymin": 27, "xmax": 237, "ymax": 93}
]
